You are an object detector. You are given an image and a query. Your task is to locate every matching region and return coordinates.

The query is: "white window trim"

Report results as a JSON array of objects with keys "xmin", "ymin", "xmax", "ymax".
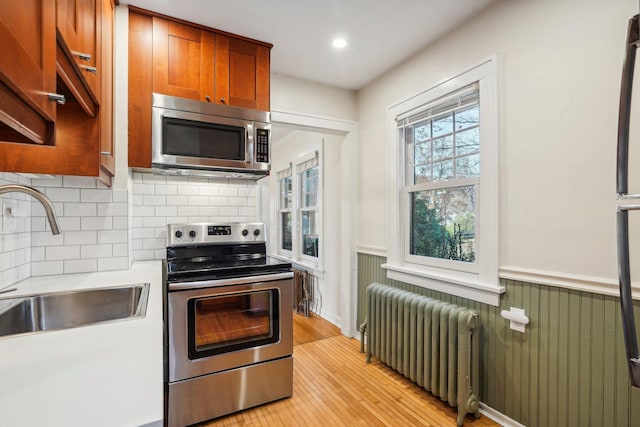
[
  {"xmin": 297, "ymin": 153, "xmax": 321, "ymax": 265},
  {"xmin": 383, "ymin": 55, "xmax": 504, "ymax": 306},
  {"xmin": 273, "ymin": 143, "xmax": 324, "ymax": 273},
  {"xmin": 276, "ymin": 169, "xmax": 293, "ymax": 258}
]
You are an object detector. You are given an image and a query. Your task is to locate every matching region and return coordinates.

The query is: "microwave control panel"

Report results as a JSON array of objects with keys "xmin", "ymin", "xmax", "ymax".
[{"xmin": 256, "ymin": 129, "xmax": 270, "ymax": 163}]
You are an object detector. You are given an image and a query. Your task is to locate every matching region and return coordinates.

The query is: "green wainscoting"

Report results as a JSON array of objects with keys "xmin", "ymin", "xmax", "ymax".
[{"xmin": 357, "ymin": 253, "xmax": 640, "ymax": 427}]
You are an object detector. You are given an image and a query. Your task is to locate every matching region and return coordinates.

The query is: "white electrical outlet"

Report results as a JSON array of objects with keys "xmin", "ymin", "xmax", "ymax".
[
  {"xmin": 500, "ymin": 307, "xmax": 529, "ymax": 333},
  {"xmin": 2, "ymin": 200, "xmax": 17, "ymax": 232}
]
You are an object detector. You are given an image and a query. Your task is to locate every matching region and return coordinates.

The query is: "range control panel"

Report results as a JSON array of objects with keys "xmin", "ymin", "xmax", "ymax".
[{"xmin": 167, "ymin": 222, "xmax": 265, "ymax": 247}]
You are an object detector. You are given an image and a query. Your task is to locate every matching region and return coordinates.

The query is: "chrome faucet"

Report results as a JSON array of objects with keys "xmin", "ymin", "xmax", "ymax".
[{"xmin": 0, "ymin": 184, "xmax": 61, "ymax": 235}]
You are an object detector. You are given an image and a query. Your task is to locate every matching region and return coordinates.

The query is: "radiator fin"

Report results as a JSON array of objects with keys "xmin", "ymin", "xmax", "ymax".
[{"xmin": 365, "ymin": 282, "xmax": 479, "ymax": 427}]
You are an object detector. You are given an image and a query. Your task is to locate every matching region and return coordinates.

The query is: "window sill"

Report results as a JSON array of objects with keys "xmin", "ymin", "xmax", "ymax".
[
  {"xmin": 270, "ymin": 254, "xmax": 325, "ymax": 279},
  {"xmin": 381, "ymin": 263, "xmax": 504, "ymax": 306}
]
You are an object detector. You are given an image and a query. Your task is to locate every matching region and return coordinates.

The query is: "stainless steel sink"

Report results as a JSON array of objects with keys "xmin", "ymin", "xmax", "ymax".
[{"xmin": 0, "ymin": 283, "xmax": 150, "ymax": 338}]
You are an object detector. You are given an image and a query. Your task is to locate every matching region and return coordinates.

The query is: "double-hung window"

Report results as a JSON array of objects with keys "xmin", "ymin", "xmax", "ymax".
[
  {"xmin": 277, "ymin": 167, "xmax": 293, "ymax": 253},
  {"xmin": 402, "ymin": 84, "xmax": 479, "ymax": 270},
  {"xmin": 276, "ymin": 149, "xmax": 322, "ymax": 268},
  {"xmin": 299, "ymin": 157, "xmax": 319, "ymax": 260},
  {"xmin": 385, "ymin": 57, "xmax": 503, "ymax": 306}
]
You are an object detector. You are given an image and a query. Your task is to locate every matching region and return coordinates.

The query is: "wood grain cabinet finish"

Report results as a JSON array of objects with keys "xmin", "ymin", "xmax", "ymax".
[
  {"xmin": 0, "ymin": 1, "xmax": 57, "ymax": 146},
  {"xmin": 56, "ymin": 0, "xmax": 100, "ymax": 104},
  {"xmin": 152, "ymin": 18, "xmax": 215, "ymax": 101},
  {"xmin": 0, "ymin": 0, "xmax": 115, "ymax": 186},
  {"xmin": 216, "ymin": 35, "xmax": 270, "ymax": 111},
  {"xmin": 128, "ymin": 8, "xmax": 272, "ymax": 168}
]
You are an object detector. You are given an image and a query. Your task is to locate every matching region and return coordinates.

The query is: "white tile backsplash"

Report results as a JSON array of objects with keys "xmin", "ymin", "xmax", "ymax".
[
  {"xmin": 98, "ymin": 256, "xmax": 129, "ymax": 272},
  {"xmin": 131, "ymin": 171, "xmax": 258, "ymax": 260},
  {"xmin": 0, "ymin": 170, "xmax": 259, "ymax": 287},
  {"xmin": 64, "ymin": 259, "xmax": 97, "ymax": 274},
  {"xmin": 65, "ymin": 231, "xmax": 98, "ymax": 245},
  {"xmin": 28, "ymin": 182, "xmax": 129, "ymax": 276},
  {"xmin": 81, "ymin": 188, "xmax": 113, "ymax": 203},
  {"xmin": 45, "ymin": 245, "xmax": 81, "ymax": 261},
  {"xmin": 45, "ymin": 187, "xmax": 80, "ymax": 202},
  {"xmin": 0, "ymin": 173, "xmax": 32, "ymax": 287},
  {"xmin": 31, "ymin": 260, "xmax": 63, "ymax": 276},
  {"xmin": 64, "ymin": 203, "xmax": 98, "ymax": 217}
]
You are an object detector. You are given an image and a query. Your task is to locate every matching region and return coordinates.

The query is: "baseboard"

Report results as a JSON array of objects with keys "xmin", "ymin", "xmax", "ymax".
[
  {"xmin": 479, "ymin": 402, "xmax": 525, "ymax": 427},
  {"xmin": 313, "ymin": 307, "xmax": 341, "ymax": 329}
]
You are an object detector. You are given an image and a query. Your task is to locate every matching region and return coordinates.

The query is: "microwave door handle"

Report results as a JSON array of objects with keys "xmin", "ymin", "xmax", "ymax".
[
  {"xmin": 617, "ymin": 206, "xmax": 640, "ymax": 387},
  {"xmin": 246, "ymin": 128, "xmax": 251, "ymax": 163},
  {"xmin": 618, "ymin": 14, "xmax": 640, "ymax": 197}
]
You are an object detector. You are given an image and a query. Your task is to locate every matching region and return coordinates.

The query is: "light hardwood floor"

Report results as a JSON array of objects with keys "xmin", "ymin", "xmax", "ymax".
[{"xmin": 205, "ymin": 313, "xmax": 498, "ymax": 426}]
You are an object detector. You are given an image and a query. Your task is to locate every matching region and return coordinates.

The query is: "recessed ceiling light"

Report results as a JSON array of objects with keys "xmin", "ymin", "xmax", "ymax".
[{"xmin": 332, "ymin": 38, "xmax": 347, "ymax": 49}]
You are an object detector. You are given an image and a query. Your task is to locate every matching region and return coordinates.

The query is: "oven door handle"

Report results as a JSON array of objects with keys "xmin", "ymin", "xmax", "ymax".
[{"xmin": 168, "ymin": 271, "xmax": 294, "ymax": 291}]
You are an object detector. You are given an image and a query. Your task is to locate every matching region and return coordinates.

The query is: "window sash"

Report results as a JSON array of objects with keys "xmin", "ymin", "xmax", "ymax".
[
  {"xmin": 405, "ymin": 183, "xmax": 478, "ymax": 273},
  {"xmin": 400, "ymin": 85, "xmax": 481, "ymax": 272},
  {"xmin": 298, "ymin": 163, "xmax": 319, "ymax": 259},
  {"xmin": 299, "ymin": 166, "xmax": 319, "ymax": 209},
  {"xmin": 385, "ymin": 57, "xmax": 500, "ymax": 306},
  {"xmin": 403, "ymin": 104, "xmax": 480, "ymax": 187},
  {"xmin": 277, "ymin": 173, "xmax": 293, "ymax": 253},
  {"xmin": 276, "ymin": 148, "xmax": 322, "ymax": 266},
  {"xmin": 396, "ymin": 83, "xmax": 479, "ymax": 126}
]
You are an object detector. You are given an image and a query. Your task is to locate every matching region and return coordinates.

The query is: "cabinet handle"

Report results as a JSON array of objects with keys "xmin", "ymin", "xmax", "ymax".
[
  {"xmin": 205, "ymin": 95, "xmax": 211, "ymax": 102},
  {"xmin": 101, "ymin": 152, "xmax": 111, "ymax": 156},
  {"xmin": 71, "ymin": 51, "xmax": 92, "ymax": 62},
  {"xmin": 220, "ymin": 97, "xmax": 226, "ymax": 103},
  {"xmin": 47, "ymin": 93, "xmax": 66, "ymax": 105},
  {"xmin": 81, "ymin": 65, "xmax": 97, "ymax": 74}
]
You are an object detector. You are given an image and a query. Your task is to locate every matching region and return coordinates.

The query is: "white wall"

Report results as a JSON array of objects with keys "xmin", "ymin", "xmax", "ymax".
[
  {"xmin": 357, "ymin": 0, "xmax": 639, "ymax": 292},
  {"xmin": 271, "ymin": 73, "xmax": 358, "ymax": 121},
  {"xmin": 267, "ymin": 71, "xmax": 359, "ymax": 333},
  {"xmin": 264, "ymin": 130, "xmax": 344, "ymax": 326}
]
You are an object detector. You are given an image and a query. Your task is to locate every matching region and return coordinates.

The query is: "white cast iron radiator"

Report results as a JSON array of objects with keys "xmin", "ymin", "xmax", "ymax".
[{"xmin": 364, "ymin": 282, "xmax": 480, "ymax": 427}]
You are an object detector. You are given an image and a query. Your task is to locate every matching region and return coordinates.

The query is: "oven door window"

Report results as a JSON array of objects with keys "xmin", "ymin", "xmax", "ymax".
[
  {"xmin": 187, "ymin": 289, "xmax": 280, "ymax": 359},
  {"xmin": 163, "ymin": 117, "xmax": 245, "ymax": 160}
]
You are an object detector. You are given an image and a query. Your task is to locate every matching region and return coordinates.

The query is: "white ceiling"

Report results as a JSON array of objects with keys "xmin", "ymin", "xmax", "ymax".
[{"xmin": 121, "ymin": 0, "xmax": 497, "ymax": 90}]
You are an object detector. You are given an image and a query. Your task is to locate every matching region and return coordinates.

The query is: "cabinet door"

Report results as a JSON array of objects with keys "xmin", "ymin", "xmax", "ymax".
[
  {"xmin": 0, "ymin": 1, "xmax": 57, "ymax": 145},
  {"xmin": 153, "ymin": 17, "xmax": 214, "ymax": 102},
  {"xmin": 215, "ymin": 35, "xmax": 270, "ymax": 111},
  {"xmin": 56, "ymin": 0, "xmax": 100, "ymax": 101}
]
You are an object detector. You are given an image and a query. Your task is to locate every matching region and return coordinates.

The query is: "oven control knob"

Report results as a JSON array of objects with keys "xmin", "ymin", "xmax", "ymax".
[
  {"xmin": 242, "ymin": 229, "xmax": 249, "ymax": 236},
  {"xmin": 253, "ymin": 229, "xmax": 261, "ymax": 237},
  {"xmin": 175, "ymin": 231, "xmax": 182, "ymax": 238},
  {"xmin": 189, "ymin": 230, "xmax": 197, "ymax": 238}
]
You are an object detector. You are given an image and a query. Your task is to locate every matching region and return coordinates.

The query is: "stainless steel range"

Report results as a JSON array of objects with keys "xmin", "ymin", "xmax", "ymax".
[{"xmin": 163, "ymin": 222, "xmax": 293, "ymax": 427}]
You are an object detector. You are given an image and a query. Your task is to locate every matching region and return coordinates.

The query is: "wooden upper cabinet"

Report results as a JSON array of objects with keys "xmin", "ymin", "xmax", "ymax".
[
  {"xmin": 0, "ymin": 0, "xmax": 114, "ymax": 185},
  {"xmin": 216, "ymin": 35, "xmax": 270, "ymax": 111},
  {"xmin": 0, "ymin": 1, "xmax": 57, "ymax": 145},
  {"xmin": 56, "ymin": 0, "xmax": 100, "ymax": 103},
  {"xmin": 150, "ymin": 15, "xmax": 270, "ymax": 110},
  {"xmin": 152, "ymin": 17, "xmax": 215, "ymax": 102},
  {"xmin": 128, "ymin": 8, "xmax": 272, "ymax": 168}
]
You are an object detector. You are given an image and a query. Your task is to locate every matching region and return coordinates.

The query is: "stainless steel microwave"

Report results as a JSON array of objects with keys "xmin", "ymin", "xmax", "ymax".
[{"xmin": 151, "ymin": 93, "xmax": 271, "ymax": 179}]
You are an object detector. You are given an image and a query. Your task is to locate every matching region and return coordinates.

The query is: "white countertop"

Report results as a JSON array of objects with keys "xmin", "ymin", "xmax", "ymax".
[{"xmin": 0, "ymin": 261, "xmax": 164, "ymax": 427}]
